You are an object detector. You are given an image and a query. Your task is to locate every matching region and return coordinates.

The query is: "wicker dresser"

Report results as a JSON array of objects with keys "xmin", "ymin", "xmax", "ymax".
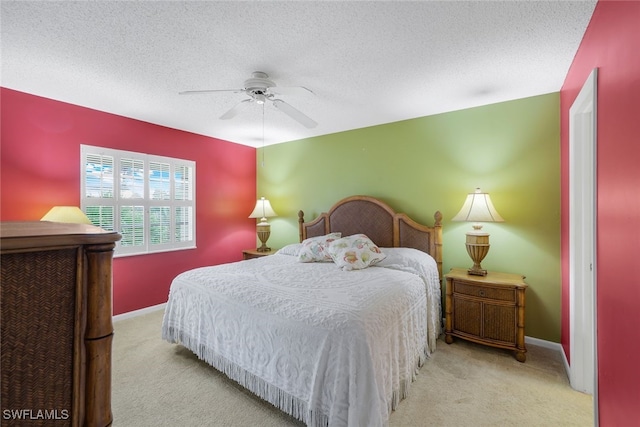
[
  {"xmin": 1, "ymin": 222, "xmax": 121, "ymax": 426},
  {"xmin": 444, "ymin": 268, "xmax": 528, "ymax": 362}
]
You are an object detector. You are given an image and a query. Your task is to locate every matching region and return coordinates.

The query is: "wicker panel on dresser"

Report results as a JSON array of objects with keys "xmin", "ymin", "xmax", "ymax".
[
  {"xmin": 444, "ymin": 267, "xmax": 528, "ymax": 362},
  {"xmin": 1, "ymin": 222, "xmax": 120, "ymax": 426}
]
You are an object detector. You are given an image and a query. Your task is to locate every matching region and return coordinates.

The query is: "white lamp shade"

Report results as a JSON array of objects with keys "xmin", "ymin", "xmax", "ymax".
[
  {"xmin": 452, "ymin": 188, "xmax": 504, "ymax": 223},
  {"xmin": 248, "ymin": 197, "xmax": 277, "ymax": 220},
  {"xmin": 41, "ymin": 206, "xmax": 92, "ymax": 224}
]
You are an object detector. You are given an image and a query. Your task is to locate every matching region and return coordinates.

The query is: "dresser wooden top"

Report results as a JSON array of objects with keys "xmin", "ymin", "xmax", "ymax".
[
  {"xmin": 445, "ymin": 267, "xmax": 527, "ymax": 287},
  {"xmin": 1, "ymin": 221, "xmax": 121, "ymax": 251}
]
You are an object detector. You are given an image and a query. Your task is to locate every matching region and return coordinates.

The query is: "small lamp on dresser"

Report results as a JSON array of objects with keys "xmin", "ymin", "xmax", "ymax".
[
  {"xmin": 41, "ymin": 206, "xmax": 92, "ymax": 224},
  {"xmin": 249, "ymin": 197, "xmax": 278, "ymax": 252},
  {"xmin": 452, "ymin": 188, "xmax": 504, "ymax": 276}
]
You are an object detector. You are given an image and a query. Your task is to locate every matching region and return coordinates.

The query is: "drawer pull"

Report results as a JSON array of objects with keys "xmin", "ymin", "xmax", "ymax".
[{"xmin": 479, "ymin": 290, "xmax": 486, "ymax": 297}]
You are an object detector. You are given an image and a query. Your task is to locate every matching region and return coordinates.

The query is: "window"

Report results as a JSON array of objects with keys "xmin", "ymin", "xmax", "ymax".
[{"xmin": 81, "ymin": 145, "xmax": 196, "ymax": 256}]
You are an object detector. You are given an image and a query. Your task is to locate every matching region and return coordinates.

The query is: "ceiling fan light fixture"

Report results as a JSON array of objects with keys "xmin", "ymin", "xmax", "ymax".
[
  {"xmin": 180, "ymin": 71, "xmax": 316, "ymax": 128},
  {"xmin": 244, "ymin": 72, "xmax": 276, "ymax": 92}
]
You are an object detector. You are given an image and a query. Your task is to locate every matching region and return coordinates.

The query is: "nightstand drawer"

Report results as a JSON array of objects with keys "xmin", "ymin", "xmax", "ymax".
[{"xmin": 453, "ymin": 281, "xmax": 515, "ymax": 302}]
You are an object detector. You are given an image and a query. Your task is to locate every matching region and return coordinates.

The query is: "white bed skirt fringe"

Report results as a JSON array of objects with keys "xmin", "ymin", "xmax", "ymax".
[
  {"xmin": 163, "ymin": 325, "xmax": 327, "ymax": 427},
  {"xmin": 389, "ymin": 346, "xmax": 429, "ymax": 415},
  {"xmin": 163, "ymin": 325, "xmax": 430, "ymax": 427}
]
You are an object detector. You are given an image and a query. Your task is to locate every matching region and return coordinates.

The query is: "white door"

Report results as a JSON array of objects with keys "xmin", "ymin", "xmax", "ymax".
[{"xmin": 568, "ymin": 67, "xmax": 597, "ymax": 409}]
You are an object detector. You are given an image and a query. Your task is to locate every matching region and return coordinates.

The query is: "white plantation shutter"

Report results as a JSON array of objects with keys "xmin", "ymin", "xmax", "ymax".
[
  {"xmin": 84, "ymin": 153, "xmax": 116, "ymax": 233},
  {"xmin": 120, "ymin": 157, "xmax": 145, "ymax": 199},
  {"xmin": 175, "ymin": 206, "xmax": 193, "ymax": 242},
  {"xmin": 149, "ymin": 206, "xmax": 171, "ymax": 245},
  {"xmin": 174, "ymin": 164, "xmax": 192, "ymax": 201},
  {"xmin": 85, "ymin": 153, "xmax": 114, "ymax": 198},
  {"xmin": 173, "ymin": 163, "xmax": 194, "ymax": 244},
  {"xmin": 85, "ymin": 206, "xmax": 115, "ymax": 232},
  {"xmin": 120, "ymin": 206, "xmax": 145, "ymax": 248},
  {"xmin": 81, "ymin": 145, "xmax": 196, "ymax": 256},
  {"xmin": 149, "ymin": 161, "xmax": 171, "ymax": 200}
]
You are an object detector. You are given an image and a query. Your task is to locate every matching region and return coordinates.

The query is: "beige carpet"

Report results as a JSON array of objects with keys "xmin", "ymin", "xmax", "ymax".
[{"xmin": 112, "ymin": 309, "xmax": 593, "ymax": 426}]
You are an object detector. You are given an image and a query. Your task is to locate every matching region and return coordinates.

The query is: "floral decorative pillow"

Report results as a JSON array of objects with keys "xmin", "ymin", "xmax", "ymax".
[
  {"xmin": 326, "ymin": 234, "xmax": 387, "ymax": 271},
  {"xmin": 297, "ymin": 232, "xmax": 342, "ymax": 262}
]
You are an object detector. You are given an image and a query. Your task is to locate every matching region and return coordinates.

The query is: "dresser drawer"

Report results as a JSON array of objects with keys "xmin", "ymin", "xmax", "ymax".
[{"xmin": 453, "ymin": 281, "xmax": 515, "ymax": 302}]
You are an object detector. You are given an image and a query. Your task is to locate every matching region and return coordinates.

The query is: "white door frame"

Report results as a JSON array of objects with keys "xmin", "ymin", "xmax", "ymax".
[{"xmin": 568, "ymin": 68, "xmax": 598, "ymax": 413}]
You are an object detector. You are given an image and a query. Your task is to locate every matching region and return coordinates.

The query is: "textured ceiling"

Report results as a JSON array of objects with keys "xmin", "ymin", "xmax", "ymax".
[{"xmin": 1, "ymin": 1, "xmax": 596, "ymax": 147}]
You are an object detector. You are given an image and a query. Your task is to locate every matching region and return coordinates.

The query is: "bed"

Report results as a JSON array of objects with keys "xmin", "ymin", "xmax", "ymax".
[{"xmin": 162, "ymin": 195, "xmax": 443, "ymax": 427}]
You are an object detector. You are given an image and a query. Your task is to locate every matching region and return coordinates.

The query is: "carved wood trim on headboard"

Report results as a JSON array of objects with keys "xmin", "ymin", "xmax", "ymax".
[{"xmin": 298, "ymin": 195, "xmax": 443, "ymax": 279}]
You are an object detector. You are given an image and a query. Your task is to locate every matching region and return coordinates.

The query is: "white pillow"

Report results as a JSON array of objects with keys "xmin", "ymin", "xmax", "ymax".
[
  {"xmin": 297, "ymin": 232, "xmax": 342, "ymax": 262},
  {"xmin": 377, "ymin": 247, "xmax": 438, "ymax": 281},
  {"xmin": 326, "ymin": 234, "xmax": 387, "ymax": 271},
  {"xmin": 276, "ymin": 243, "xmax": 302, "ymax": 256}
]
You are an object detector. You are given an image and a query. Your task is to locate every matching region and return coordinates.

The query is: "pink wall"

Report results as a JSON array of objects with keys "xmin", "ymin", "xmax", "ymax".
[
  {"xmin": 560, "ymin": 1, "xmax": 640, "ymax": 424},
  {"xmin": 1, "ymin": 88, "xmax": 257, "ymax": 315}
]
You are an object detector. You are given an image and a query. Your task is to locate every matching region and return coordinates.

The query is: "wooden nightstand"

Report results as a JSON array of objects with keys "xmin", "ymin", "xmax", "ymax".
[
  {"xmin": 444, "ymin": 268, "xmax": 528, "ymax": 362},
  {"xmin": 242, "ymin": 248, "xmax": 277, "ymax": 260}
]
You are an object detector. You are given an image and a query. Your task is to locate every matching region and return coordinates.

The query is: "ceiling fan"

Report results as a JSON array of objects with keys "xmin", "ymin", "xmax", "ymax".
[{"xmin": 179, "ymin": 71, "xmax": 317, "ymax": 128}]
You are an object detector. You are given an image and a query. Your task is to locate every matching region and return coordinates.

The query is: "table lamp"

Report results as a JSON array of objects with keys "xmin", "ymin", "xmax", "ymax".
[
  {"xmin": 452, "ymin": 188, "xmax": 504, "ymax": 276},
  {"xmin": 249, "ymin": 197, "xmax": 277, "ymax": 252},
  {"xmin": 41, "ymin": 206, "xmax": 92, "ymax": 224}
]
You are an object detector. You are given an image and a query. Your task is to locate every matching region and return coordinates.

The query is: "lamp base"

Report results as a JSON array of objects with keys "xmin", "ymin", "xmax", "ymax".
[
  {"xmin": 465, "ymin": 232, "xmax": 490, "ymax": 276},
  {"xmin": 256, "ymin": 223, "xmax": 271, "ymax": 252},
  {"xmin": 467, "ymin": 266, "xmax": 488, "ymax": 276}
]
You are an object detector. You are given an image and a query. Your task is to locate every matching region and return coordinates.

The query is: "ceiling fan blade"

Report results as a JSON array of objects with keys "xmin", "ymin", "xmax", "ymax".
[
  {"xmin": 179, "ymin": 89, "xmax": 244, "ymax": 95},
  {"xmin": 220, "ymin": 99, "xmax": 253, "ymax": 120},
  {"xmin": 271, "ymin": 99, "xmax": 317, "ymax": 128},
  {"xmin": 269, "ymin": 86, "xmax": 315, "ymax": 96}
]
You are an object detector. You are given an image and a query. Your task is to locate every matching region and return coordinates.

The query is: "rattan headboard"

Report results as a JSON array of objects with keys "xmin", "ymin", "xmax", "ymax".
[{"xmin": 298, "ymin": 195, "xmax": 443, "ymax": 279}]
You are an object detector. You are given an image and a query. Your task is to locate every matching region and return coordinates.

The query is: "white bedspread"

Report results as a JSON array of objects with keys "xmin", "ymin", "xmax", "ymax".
[{"xmin": 162, "ymin": 247, "xmax": 441, "ymax": 427}]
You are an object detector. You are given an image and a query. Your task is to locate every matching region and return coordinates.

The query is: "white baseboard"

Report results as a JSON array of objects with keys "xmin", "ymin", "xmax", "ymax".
[
  {"xmin": 561, "ymin": 344, "xmax": 571, "ymax": 381},
  {"xmin": 525, "ymin": 335, "xmax": 562, "ymax": 352},
  {"xmin": 113, "ymin": 302, "xmax": 166, "ymax": 323},
  {"xmin": 440, "ymin": 318, "xmax": 564, "ymax": 353},
  {"xmin": 525, "ymin": 336, "xmax": 570, "ymax": 380}
]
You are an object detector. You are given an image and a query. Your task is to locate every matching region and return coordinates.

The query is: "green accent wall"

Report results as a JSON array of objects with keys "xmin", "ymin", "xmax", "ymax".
[{"xmin": 257, "ymin": 92, "xmax": 561, "ymax": 342}]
